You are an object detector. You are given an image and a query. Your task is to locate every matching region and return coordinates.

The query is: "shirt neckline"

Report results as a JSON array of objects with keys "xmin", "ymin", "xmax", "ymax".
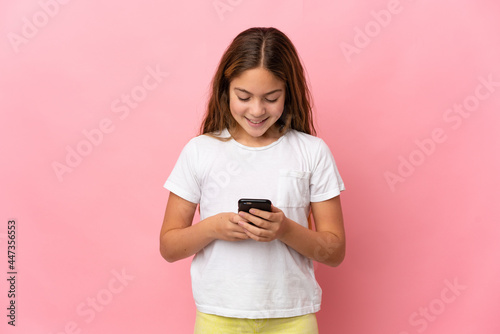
[{"xmin": 219, "ymin": 128, "xmax": 288, "ymax": 151}]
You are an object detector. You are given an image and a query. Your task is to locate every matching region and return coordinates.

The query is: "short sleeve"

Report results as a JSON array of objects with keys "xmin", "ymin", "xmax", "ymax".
[
  {"xmin": 163, "ymin": 139, "xmax": 201, "ymax": 204},
  {"xmin": 309, "ymin": 139, "xmax": 345, "ymax": 202}
]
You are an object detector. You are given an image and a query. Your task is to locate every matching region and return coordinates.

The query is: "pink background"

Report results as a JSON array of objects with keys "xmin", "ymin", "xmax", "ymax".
[{"xmin": 1, "ymin": 0, "xmax": 499, "ymax": 333}]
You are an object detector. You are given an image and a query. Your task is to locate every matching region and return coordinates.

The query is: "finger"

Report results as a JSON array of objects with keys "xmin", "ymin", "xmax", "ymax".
[
  {"xmin": 238, "ymin": 211, "xmax": 250, "ymax": 219},
  {"xmin": 249, "ymin": 208, "xmax": 273, "ymax": 221},
  {"xmin": 239, "ymin": 221, "xmax": 270, "ymax": 237},
  {"xmin": 232, "ymin": 223, "xmax": 250, "ymax": 233},
  {"xmin": 237, "ymin": 211, "xmax": 254, "ymax": 223},
  {"xmin": 231, "ymin": 215, "xmax": 249, "ymax": 224},
  {"xmin": 238, "ymin": 212, "xmax": 266, "ymax": 228},
  {"xmin": 239, "ymin": 210, "xmax": 270, "ymax": 223},
  {"xmin": 233, "ymin": 232, "xmax": 250, "ymax": 240},
  {"xmin": 232, "ymin": 211, "xmax": 249, "ymax": 222},
  {"xmin": 227, "ymin": 225, "xmax": 250, "ymax": 238},
  {"xmin": 241, "ymin": 225, "xmax": 271, "ymax": 242},
  {"xmin": 243, "ymin": 230, "xmax": 261, "ymax": 242},
  {"xmin": 243, "ymin": 208, "xmax": 271, "ymax": 219}
]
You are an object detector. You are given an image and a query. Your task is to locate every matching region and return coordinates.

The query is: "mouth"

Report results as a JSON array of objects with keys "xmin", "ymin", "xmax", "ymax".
[{"xmin": 245, "ymin": 117, "xmax": 268, "ymax": 127}]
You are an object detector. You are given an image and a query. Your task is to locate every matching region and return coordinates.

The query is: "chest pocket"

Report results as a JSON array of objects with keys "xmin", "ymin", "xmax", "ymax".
[{"xmin": 276, "ymin": 169, "xmax": 311, "ymax": 208}]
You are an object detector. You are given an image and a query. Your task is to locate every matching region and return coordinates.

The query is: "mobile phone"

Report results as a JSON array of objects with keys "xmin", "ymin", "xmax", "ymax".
[{"xmin": 238, "ymin": 199, "xmax": 272, "ymax": 213}]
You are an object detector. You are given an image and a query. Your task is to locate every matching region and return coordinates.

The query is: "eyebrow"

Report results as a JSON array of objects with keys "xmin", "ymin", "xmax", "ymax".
[{"xmin": 234, "ymin": 87, "xmax": 282, "ymax": 96}]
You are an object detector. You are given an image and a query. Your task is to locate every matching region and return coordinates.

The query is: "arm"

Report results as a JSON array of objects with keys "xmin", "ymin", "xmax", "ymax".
[
  {"xmin": 159, "ymin": 192, "xmax": 250, "ymax": 263},
  {"xmin": 237, "ymin": 195, "xmax": 345, "ymax": 267}
]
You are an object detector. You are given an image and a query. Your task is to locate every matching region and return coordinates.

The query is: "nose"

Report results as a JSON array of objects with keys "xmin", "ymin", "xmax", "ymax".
[{"xmin": 248, "ymin": 100, "xmax": 266, "ymax": 117}]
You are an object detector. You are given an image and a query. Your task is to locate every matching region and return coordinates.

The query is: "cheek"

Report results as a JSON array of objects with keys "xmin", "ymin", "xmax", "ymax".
[
  {"xmin": 270, "ymin": 102, "xmax": 285, "ymax": 117},
  {"xmin": 229, "ymin": 99, "xmax": 246, "ymax": 116}
]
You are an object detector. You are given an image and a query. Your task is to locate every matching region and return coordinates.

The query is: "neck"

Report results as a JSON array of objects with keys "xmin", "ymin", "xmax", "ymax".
[{"xmin": 229, "ymin": 125, "xmax": 282, "ymax": 147}]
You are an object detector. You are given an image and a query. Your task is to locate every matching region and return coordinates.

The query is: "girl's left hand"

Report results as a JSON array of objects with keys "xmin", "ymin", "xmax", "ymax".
[{"xmin": 237, "ymin": 205, "xmax": 289, "ymax": 242}]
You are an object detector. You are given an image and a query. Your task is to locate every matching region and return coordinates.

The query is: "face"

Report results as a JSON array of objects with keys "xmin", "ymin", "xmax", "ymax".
[{"xmin": 228, "ymin": 67, "xmax": 286, "ymax": 147}]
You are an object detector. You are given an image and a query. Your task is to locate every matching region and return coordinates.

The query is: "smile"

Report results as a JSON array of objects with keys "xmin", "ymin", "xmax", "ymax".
[{"xmin": 246, "ymin": 117, "xmax": 268, "ymax": 125}]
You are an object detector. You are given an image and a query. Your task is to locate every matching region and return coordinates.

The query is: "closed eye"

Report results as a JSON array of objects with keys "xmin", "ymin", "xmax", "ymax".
[
  {"xmin": 238, "ymin": 97, "xmax": 250, "ymax": 102},
  {"xmin": 265, "ymin": 98, "xmax": 278, "ymax": 103}
]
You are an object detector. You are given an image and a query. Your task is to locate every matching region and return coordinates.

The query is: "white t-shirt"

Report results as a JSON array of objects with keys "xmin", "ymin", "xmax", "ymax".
[{"xmin": 164, "ymin": 129, "xmax": 345, "ymax": 319}]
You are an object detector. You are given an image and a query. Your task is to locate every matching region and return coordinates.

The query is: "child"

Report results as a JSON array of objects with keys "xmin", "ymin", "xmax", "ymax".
[{"xmin": 160, "ymin": 27, "xmax": 345, "ymax": 334}]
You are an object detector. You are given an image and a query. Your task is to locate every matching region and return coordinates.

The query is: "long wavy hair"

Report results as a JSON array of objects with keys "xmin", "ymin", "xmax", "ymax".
[{"xmin": 200, "ymin": 27, "xmax": 315, "ymax": 136}]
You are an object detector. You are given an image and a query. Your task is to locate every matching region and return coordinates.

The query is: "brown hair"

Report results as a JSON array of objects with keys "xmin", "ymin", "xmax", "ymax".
[{"xmin": 200, "ymin": 27, "xmax": 315, "ymax": 136}]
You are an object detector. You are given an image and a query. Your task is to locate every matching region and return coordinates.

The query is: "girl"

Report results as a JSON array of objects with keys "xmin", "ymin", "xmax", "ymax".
[{"xmin": 160, "ymin": 27, "xmax": 345, "ymax": 334}]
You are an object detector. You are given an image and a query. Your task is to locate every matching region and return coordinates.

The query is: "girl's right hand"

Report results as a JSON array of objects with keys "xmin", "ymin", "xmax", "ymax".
[{"xmin": 212, "ymin": 212, "xmax": 250, "ymax": 241}]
